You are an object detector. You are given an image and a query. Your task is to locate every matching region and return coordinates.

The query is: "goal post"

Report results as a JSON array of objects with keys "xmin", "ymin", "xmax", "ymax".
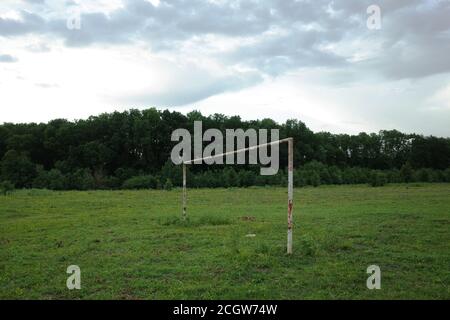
[{"xmin": 181, "ymin": 137, "xmax": 294, "ymax": 254}]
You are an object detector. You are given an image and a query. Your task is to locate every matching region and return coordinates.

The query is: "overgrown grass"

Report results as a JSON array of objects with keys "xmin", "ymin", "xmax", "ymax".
[{"xmin": 1, "ymin": 184, "xmax": 449, "ymax": 299}]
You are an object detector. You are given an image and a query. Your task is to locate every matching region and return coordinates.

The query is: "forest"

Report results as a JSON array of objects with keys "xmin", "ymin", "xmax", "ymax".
[{"xmin": 1, "ymin": 107, "xmax": 450, "ymax": 190}]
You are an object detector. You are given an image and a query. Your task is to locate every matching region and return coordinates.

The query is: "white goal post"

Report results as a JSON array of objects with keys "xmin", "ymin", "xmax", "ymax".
[{"xmin": 181, "ymin": 137, "xmax": 294, "ymax": 254}]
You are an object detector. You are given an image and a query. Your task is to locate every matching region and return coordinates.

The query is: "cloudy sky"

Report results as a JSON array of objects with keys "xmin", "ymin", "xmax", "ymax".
[{"xmin": 1, "ymin": 0, "xmax": 449, "ymax": 136}]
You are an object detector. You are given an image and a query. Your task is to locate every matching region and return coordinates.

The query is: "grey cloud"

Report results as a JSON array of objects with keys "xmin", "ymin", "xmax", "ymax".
[
  {"xmin": 1, "ymin": 0, "xmax": 449, "ymax": 81},
  {"xmin": 118, "ymin": 70, "xmax": 262, "ymax": 106},
  {"xmin": 0, "ymin": 54, "xmax": 18, "ymax": 62},
  {"xmin": 0, "ymin": 10, "xmax": 45, "ymax": 36},
  {"xmin": 48, "ymin": 12, "xmax": 142, "ymax": 47},
  {"xmin": 226, "ymin": 28, "xmax": 350, "ymax": 76},
  {"xmin": 373, "ymin": 0, "xmax": 450, "ymax": 79}
]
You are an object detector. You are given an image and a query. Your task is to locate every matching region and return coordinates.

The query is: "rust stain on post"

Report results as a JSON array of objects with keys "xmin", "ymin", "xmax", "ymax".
[{"xmin": 287, "ymin": 138, "xmax": 294, "ymax": 254}]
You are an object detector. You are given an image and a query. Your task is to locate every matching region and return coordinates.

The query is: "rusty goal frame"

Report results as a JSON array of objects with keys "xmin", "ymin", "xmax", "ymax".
[{"xmin": 181, "ymin": 137, "xmax": 294, "ymax": 254}]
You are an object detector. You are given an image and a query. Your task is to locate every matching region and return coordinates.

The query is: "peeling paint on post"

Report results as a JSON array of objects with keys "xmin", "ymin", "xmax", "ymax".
[
  {"xmin": 287, "ymin": 138, "xmax": 294, "ymax": 254},
  {"xmin": 182, "ymin": 163, "xmax": 187, "ymax": 220}
]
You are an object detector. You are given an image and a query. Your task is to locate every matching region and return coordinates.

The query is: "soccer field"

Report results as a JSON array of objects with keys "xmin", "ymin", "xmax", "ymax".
[{"xmin": 1, "ymin": 184, "xmax": 449, "ymax": 299}]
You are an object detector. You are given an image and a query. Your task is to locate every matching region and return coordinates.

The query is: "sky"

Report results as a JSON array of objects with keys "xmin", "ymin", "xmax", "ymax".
[{"xmin": 0, "ymin": 0, "xmax": 449, "ymax": 136}]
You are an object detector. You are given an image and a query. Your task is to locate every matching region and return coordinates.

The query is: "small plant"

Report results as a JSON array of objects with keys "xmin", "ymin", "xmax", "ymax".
[
  {"xmin": 0, "ymin": 180, "xmax": 15, "ymax": 195},
  {"xmin": 122, "ymin": 175, "xmax": 158, "ymax": 189},
  {"xmin": 164, "ymin": 178, "xmax": 173, "ymax": 191},
  {"xmin": 369, "ymin": 171, "xmax": 387, "ymax": 187},
  {"xmin": 299, "ymin": 235, "xmax": 318, "ymax": 257}
]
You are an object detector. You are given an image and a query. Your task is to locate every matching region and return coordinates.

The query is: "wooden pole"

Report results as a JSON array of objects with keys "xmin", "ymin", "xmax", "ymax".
[
  {"xmin": 182, "ymin": 163, "xmax": 187, "ymax": 220},
  {"xmin": 287, "ymin": 138, "xmax": 294, "ymax": 254}
]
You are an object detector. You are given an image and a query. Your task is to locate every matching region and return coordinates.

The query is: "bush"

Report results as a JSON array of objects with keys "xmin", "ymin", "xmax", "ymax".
[
  {"xmin": 33, "ymin": 168, "xmax": 67, "ymax": 190},
  {"xmin": 328, "ymin": 166, "xmax": 343, "ymax": 184},
  {"xmin": 32, "ymin": 166, "xmax": 50, "ymax": 189},
  {"xmin": 160, "ymin": 160, "xmax": 182, "ymax": 186},
  {"xmin": 386, "ymin": 169, "xmax": 401, "ymax": 183},
  {"xmin": 369, "ymin": 171, "xmax": 387, "ymax": 187},
  {"xmin": 294, "ymin": 170, "xmax": 308, "ymax": 187},
  {"xmin": 413, "ymin": 168, "xmax": 429, "ymax": 182},
  {"xmin": 67, "ymin": 169, "xmax": 95, "ymax": 190},
  {"xmin": 122, "ymin": 175, "xmax": 158, "ymax": 189},
  {"xmin": 164, "ymin": 178, "xmax": 173, "ymax": 190},
  {"xmin": 114, "ymin": 167, "xmax": 138, "ymax": 183},
  {"xmin": 400, "ymin": 162, "xmax": 413, "ymax": 183},
  {"xmin": 238, "ymin": 170, "xmax": 256, "ymax": 187},
  {"xmin": 100, "ymin": 176, "xmax": 121, "ymax": 189},
  {"xmin": 444, "ymin": 168, "xmax": 450, "ymax": 182},
  {"xmin": 223, "ymin": 167, "xmax": 239, "ymax": 187},
  {"xmin": 308, "ymin": 171, "xmax": 321, "ymax": 187},
  {"xmin": 47, "ymin": 169, "xmax": 66, "ymax": 190},
  {"xmin": 0, "ymin": 180, "xmax": 15, "ymax": 195}
]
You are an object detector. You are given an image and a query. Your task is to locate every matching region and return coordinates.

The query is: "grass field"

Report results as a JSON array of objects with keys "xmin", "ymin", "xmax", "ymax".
[{"xmin": 1, "ymin": 184, "xmax": 449, "ymax": 299}]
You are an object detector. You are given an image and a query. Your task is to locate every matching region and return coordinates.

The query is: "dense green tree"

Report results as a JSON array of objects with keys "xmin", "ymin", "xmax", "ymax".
[
  {"xmin": 0, "ymin": 107, "xmax": 448, "ymax": 189},
  {"xmin": 1, "ymin": 150, "xmax": 36, "ymax": 188}
]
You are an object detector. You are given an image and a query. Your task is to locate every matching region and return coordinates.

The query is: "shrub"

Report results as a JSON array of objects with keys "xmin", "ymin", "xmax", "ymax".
[
  {"xmin": 33, "ymin": 168, "xmax": 67, "ymax": 190},
  {"xmin": 0, "ymin": 180, "xmax": 15, "ymax": 195},
  {"xmin": 164, "ymin": 178, "xmax": 173, "ymax": 190},
  {"xmin": 328, "ymin": 166, "xmax": 343, "ymax": 184},
  {"xmin": 294, "ymin": 170, "xmax": 308, "ymax": 187},
  {"xmin": 444, "ymin": 168, "xmax": 450, "ymax": 182},
  {"xmin": 238, "ymin": 170, "xmax": 256, "ymax": 187},
  {"xmin": 369, "ymin": 171, "xmax": 387, "ymax": 187},
  {"xmin": 308, "ymin": 171, "xmax": 321, "ymax": 187},
  {"xmin": 122, "ymin": 175, "xmax": 158, "ymax": 189},
  {"xmin": 47, "ymin": 169, "xmax": 66, "ymax": 190},
  {"xmin": 223, "ymin": 167, "xmax": 239, "ymax": 187},
  {"xmin": 386, "ymin": 169, "xmax": 401, "ymax": 183},
  {"xmin": 400, "ymin": 162, "xmax": 413, "ymax": 183},
  {"xmin": 32, "ymin": 166, "xmax": 50, "ymax": 189},
  {"xmin": 67, "ymin": 169, "xmax": 95, "ymax": 190},
  {"xmin": 114, "ymin": 167, "xmax": 138, "ymax": 183},
  {"xmin": 342, "ymin": 167, "xmax": 357, "ymax": 184},
  {"xmin": 160, "ymin": 160, "xmax": 182, "ymax": 186},
  {"xmin": 413, "ymin": 168, "xmax": 430, "ymax": 182},
  {"xmin": 101, "ymin": 176, "xmax": 121, "ymax": 189}
]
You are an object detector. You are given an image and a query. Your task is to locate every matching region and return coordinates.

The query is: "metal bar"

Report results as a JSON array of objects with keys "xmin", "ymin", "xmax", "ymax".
[
  {"xmin": 287, "ymin": 138, "xmax": 294, "ymax": 254},
  {"xmin": 181, "ymin": 137, "xmax": 295, "ymax": 254},
  {"xmin": 183, "ymin": 138, "xmax": 292, "ymax": 165},
  {"xmin": 182, "ymin": 163, "xmax": 187, "ymax": 220}
]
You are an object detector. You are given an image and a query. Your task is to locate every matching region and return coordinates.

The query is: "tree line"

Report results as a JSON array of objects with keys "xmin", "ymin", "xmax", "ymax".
[{"xmin": 1, "ymin": 108, "xmax": 449, "ymax": 190}]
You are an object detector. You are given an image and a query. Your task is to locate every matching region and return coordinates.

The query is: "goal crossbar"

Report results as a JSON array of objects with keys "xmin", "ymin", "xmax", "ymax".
[
  {"xmin": 181, "ymin": 137, "xmax": 294, "ymax": 254},
  {"xmin": 183, "ymin": 137, "xmax": 293, "ymax": 165}
]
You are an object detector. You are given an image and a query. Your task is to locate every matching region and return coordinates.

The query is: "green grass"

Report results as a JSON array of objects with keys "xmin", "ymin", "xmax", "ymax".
[{"xmin": 1, "ymin": 184, "xmax": 449, "ymax": 299}]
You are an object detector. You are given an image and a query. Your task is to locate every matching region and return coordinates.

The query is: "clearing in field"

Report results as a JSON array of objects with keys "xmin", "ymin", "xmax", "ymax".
[{"xmin": 0, "ymin": 184, "xmax": 449, "ymax": 299}]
